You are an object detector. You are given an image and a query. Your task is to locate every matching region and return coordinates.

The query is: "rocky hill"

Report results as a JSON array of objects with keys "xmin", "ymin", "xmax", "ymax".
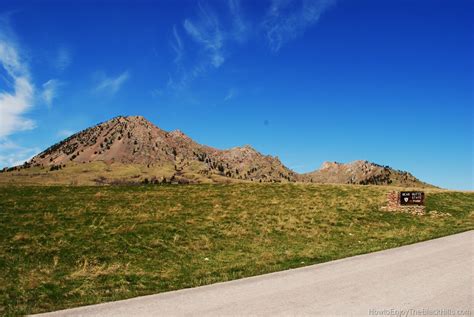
[
  {"xmin": 25, "ymin": 116, "xmax": 297, "ymax": 184},
  {"xmin": 302, "ymin": 160, "xmax": 430, "ymax": 187},
  {"xmin": 2, "ymin": 116, "xmax": 430, "ymax": 187}
]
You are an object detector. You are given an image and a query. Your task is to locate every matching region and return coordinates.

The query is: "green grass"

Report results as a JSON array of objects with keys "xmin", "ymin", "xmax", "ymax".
[{"xmin": 0, "ymin": 184, "xmax": 472, "ymax": 315}]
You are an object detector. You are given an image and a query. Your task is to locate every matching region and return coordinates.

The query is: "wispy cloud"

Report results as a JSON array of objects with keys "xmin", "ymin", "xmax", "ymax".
[
  {"xmin": 228, "ymin": 0, "xmax": 248, "ymax": 42},
  {"xmin": 150, "ymin": 88, "xmax": 164, "ymax": 98},
  {"xmin": 0, "ymin": 140, "xmax": 39, "ymax": 168},
  {"xmin": 41, "ymin": 79, "xmax": 62, "ymax": 108},
  {"xmin": 224, "ymin": 88, "xmax": 237, "ymax": 101},
  {"xmin": 183, "ymin": 3, "xmax": 225, "ymax": 68},
  {"xmin": 171, "ymin": 25, "xmax": 184, "ymax": 65},
  {"xmin": 57, "ymin": 129, "xmax": 74, "ymax": 138},
  {"xmin": 165, "ymin": 1, "xmax": 251, "ymax": 91},
  {"xmin": 95, "ymin": 71, "xmax": 129, "ymax": 95},
  {"xmin": 0, "ymin": 15, "xmax": 36, "ymax": 139},
  {"xmin": 164, "ymin": 0, "xmax": 331, "ymax": 93},
  {"xmin": 55, "ymin": 46, "xmax": 71, "ymax": 71},
  {"xmin": 262, "ymin": 0, "xmax": 335, "ymax": 52}
]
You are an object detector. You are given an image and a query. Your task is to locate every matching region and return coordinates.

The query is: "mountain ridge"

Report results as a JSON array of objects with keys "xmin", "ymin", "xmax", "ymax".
[
  {"xmin": 2, "ymin": 115, "xmax": 431, "ymax": 187},
  {"xmin": 301, "ymin": 160, "xmax": 430, "ymax": 187}
]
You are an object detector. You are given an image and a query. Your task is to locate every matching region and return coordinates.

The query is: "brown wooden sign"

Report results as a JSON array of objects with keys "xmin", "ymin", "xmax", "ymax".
[{"xmin": 400, "ymin": 191, "xmax": 424, "ymax": 205}]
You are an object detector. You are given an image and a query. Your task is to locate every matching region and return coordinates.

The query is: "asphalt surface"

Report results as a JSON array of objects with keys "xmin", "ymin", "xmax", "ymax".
[{"xmin": 35, "ymin": 230, "xmax": 473, "ymax": 316}]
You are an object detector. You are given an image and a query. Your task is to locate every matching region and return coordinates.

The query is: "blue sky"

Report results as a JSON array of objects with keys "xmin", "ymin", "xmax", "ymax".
[{"xmin": 0, "ymin": 0, "xmax": 472, "ymax": 189}]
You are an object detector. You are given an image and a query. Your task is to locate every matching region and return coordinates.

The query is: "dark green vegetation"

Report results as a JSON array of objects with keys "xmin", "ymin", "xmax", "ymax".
[{"xmin": 1, "ymin": 184, "xmax": 472, "ymax": 315}]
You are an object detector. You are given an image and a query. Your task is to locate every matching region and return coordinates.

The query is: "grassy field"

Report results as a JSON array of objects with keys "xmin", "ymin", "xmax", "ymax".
[
  {"xmin": 0, "ymin": 162, "xmax": 191, "ymax": 186},
  {"xmin": 0, "ymin": 184, "xmax": 473, "ymax": 315}
]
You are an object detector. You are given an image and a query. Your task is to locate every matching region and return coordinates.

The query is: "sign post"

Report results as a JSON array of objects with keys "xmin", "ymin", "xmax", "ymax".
[
  {"xmin": 383, "ymin": 191, "xmax": 426, "ymax": 215},
  {"xmin": 399, "ymin": 191, "xmax": 424, "ymax": 206}
]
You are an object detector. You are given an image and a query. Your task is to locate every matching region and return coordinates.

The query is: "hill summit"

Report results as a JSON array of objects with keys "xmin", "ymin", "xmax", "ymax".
[
  {"xmin": 27, "ymin": 116, "xmax": 297, "ymax": 184},
  {"xmin": 3, "ymin": 115, "xmax": 431, "ymax": 186}
]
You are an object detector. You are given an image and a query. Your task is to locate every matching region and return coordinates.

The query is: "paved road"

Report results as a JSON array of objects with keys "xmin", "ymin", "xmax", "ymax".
[{"xmin": 36, "ymin": 231, "xmax": 473, "ymax": 316}]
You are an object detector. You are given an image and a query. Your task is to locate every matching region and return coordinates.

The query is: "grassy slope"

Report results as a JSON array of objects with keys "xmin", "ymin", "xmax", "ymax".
[
  {"xmin": 0, "ymin": 184, "xmax": 472, "ymax": 315},
  {"xmin": 0, "ymin": 162, "xmax": 244, "ymax": 185}
]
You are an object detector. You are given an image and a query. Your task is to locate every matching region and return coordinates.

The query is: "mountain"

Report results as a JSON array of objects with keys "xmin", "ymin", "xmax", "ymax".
[
  {"xmin": 25, "ymin": 115, "xmax": 297, "ymax": 184},
  {"xmin": 1, "ymin": 115, "xmax": 431, "ymax": 187},
  {"xmin": 302, "ymin": 160, "xmax": 430, "ymax": 187}
]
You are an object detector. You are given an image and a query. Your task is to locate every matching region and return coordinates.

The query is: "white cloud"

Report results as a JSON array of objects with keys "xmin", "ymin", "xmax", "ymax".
[
  {"xmin": 0, "ymin": 16, "xmax": 36, "ymax": 139},
  {"xmin": 41, "ymin": 79, "xmax": 62, "ymax": 108},
  {"xmin": 0, "ymin": 140, "xmax": 39, "ymax": 168},
  {"xmin": 57, "ymin": 129, "xmax": 75, "ymax": 138},
  {"xmin": 166, "ymin": 62, "xmax": 207, "ymax": 91},
  {"xmin": 165, "ymin": 0, "xmax": 331, "ymax": 92},
  {"xmin": 262, "ymin": 0, "xmax": 335, "ymax": 52},
  {"xmin": 95, "ymin": 71, "xmax": 129, "ymax": 95},
  {"xmin": 151, "ymin": 88, "xmax": 163, "ymax": 98},
  {"xmin": 167, "ymin": 1, "xmax": 251, "ymax": 91},
  {"xmin": 183, "ymin": 3, "xmax": 225, "ymax": 68},
  {"xmin": 55, "ymin": 46, "xmax": 71, "ymax": 71},
  {"xmin": 228, "ymin": 0, "xmax": 248, "ymax": 42},
  {"xmin": 171, "ymin": 25, "xmax": 184, "ymax": 65},
  {"xmin": 224, "ymin": 88, "xmax": 237, "ymax": 101}
]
